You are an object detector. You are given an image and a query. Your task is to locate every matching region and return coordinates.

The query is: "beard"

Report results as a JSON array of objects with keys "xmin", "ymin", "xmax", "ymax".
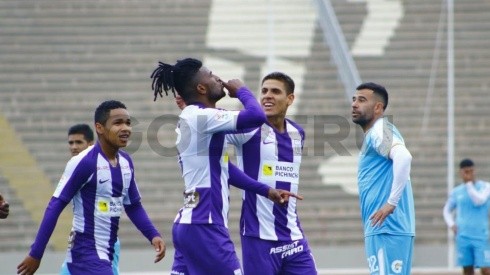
[
  {"xmin": 352, "ymin": 115, "xmax": 369, "ymax": 127},
  {"xmin": 210, "ymin": 89, "xmax": 226, "ymax": 101}
]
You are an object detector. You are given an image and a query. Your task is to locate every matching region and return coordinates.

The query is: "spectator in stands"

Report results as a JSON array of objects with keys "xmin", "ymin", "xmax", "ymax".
[
  {"xmin": 443, "ymin": 158, "xmax": 490, "ymax": 275},
  {"xmin": 60, "ymin": 123, "xmax": 122, "ymax": 275},
  {"xmin": 351, "ymin": 82, "xmax": 415, "ymax": 275},
  {"xmin": 0, "ymin": 192, "xmax": 9, "ymax": 219},
  {"xmin": 17, "ymin": 100, "xmax": 165, "ymax": 275},
  {"xmin": 151, "ymin": 58, "xmax": 300, "ymax": 274},
  {"xmin": 226, "ymin": 72, "xmax": 316, "ymax": 274}
]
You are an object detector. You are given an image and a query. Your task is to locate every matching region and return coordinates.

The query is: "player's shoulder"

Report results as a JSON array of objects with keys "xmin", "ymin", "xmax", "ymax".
[
  {"xmin": 118, "ymin": 149, "xmax": 133, "ymax": 163},
  {"xmin": 285, "ymin": 118, "xmax": 304, "ymax": 133},
  {"xmin": 476, "ymin": 180, "xmax": 490, "ymax": 187},
  {"xmin": 452, "ymin": 184, "xmax": 466, "ymax": 192},
  {"xmin": 69, "ymin": 145, "xmax": 96, "ymax": 163},
  {"xmin": 181, "ymin": 104, "xmax": 235, "ymax": 121}
]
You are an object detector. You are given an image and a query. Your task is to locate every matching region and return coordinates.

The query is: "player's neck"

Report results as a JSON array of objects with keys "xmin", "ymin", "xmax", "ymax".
[
  {"xmin": 267, "ymin": 116, "xmax": 286, "ymax": 133},
  {"xmin": 196, "ymin": 96, "xmax": 216, "ymax": 108},
  {"xmin": 98, "ymin": 142, "xmax": 119, "ymax": 167},
  {"xmin": 362, "ymin": 115, "xmax": 383, "ymax": 133}
]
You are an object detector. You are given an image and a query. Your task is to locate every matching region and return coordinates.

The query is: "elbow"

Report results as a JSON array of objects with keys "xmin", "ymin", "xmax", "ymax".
[
  {"xmin": 236, "ymin": 111, "xmax": 266, "ymax": 129},
  {"xmin": 403, "ymin": 150, "xmax": 413, "ymax": 163}
]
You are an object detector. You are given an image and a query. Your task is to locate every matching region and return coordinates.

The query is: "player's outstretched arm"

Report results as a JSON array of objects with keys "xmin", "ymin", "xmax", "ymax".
[{"xmin": 268, "ymin": 189, "xmax": 303, "ymax": 206}]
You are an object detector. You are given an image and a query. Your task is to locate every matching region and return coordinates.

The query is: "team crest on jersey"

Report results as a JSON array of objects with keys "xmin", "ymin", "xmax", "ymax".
[{"xmin": 391, "ymin": 259, "xmax": 403, "ymax": 273}]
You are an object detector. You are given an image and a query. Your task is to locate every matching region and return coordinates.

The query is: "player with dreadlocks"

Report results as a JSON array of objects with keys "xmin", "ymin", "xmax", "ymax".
[{"xmin": 151, "ymin": 58, "xmax": 302, "ymax": 275}]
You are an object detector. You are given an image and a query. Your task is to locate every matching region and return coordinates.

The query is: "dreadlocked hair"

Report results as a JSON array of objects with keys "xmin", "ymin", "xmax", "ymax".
[{"xmin": 150, "ymin": 58, "xmax": 203, "ymax": 102}]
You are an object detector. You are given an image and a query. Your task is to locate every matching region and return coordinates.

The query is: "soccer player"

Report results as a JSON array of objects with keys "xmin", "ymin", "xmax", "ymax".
[
  {"xmin": 17, "ymin": 100, "xmax": 165, "ymax": 275},
  {"xmin": 60, "ymin": 123, "xmax": 122, "ymax": 275},
  {"xmin": 226, "ymin": 72, "xmax": 317, "ymax": 274},
  {"xmin": 0, "ymin": 192, "xmax": 9, "ymax": 219},
  {"xmin": 150, "ymin": 58, "xmax": 301, "ymax": 275},
  {"xmin": 443, "ymin": 158, "xmax": 490, "ymax": 275},
  {"xmin": 67, "ymin": 123, "xmax": 95, "ymax": 156},
  {"xmin": 351, "ymin": 82, "xmax": 415, "ymax": 275}
]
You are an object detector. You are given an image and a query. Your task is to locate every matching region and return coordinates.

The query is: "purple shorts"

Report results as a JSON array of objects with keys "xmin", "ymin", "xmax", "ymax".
[
  {"xmin": 171, "ymin": 223, "xmax": 242, "ymax": 275},
  {"xmin": 241, "ymin": 235, "xmax": 317, "ymax": 275},
  {"xmin": 67, "ymin": 259, "xmax": 113, "ymax": 275}
]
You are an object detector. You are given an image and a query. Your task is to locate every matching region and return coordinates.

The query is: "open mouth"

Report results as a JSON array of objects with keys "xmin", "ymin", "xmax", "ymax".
[
  {"xmin": 119, "ymin": 134, "xmax": 130, "ymax": 142},
  {"xmin": 263, "ymin": 102, "xmax": 274, "ymax": 108}
]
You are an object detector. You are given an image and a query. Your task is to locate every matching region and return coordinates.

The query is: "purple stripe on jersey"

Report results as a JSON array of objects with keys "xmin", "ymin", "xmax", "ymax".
[
  {"xmin": 76, "ymin": 168, "xmax": 98, "ymax": 259},
  {"xmin": 189, "ymin": 187, "xmax": 211, "ymax": 223},
  {"xmin": 108, "ymin": 165, "xmax": 123, "ymax": 261},
  {"xmin": 240, "ymin": 132, "xmax": 262, "ymax": 236},
  {"xmin": 208, "ymin": 133, "xmax": 225, "ymax": 225}
]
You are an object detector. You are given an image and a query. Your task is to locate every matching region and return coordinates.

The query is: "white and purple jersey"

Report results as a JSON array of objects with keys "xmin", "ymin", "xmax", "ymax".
[
  {"xmin": 173, "ymin": 87, "xmax": 266, "ymax": 228},
  {"xmin": 227, "ymin": 119, "xmax": 305, "ymax": 241},
  {"xmin": 29, "ymin": 142, "xmax": 159, "ymax": 265}
]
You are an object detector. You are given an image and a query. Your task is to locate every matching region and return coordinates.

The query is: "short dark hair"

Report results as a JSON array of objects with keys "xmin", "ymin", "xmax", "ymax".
[
  {"xmin": 151, "ymin": 58, "xmax": 203, "ymax": 103},
  {"xmin": 68, "ymin": 124, "xmax": 94, "ymax": 142},
  {"xmin": 459, "ymin": 158, "xmax": 474, "ymax": 169},
  {"xmin": 262, "ymin": 72, "xmax": 295, "ymax": 94},
  {"xmin": 94, "ymin": 100, "xmax": 127, "ymax": 125},
  {"xmin": 356, "ymin": 82, "xmax": 389, "ymax": 111}
]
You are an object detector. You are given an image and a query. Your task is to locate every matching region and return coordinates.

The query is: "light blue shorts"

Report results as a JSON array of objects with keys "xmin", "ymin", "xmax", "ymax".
[
  {"xmin": 364, "ymin": 234, "xmax": 414, "ymax": 275},
  {"xmin": 456, "ymin": 235, "xmax": 490, "ymax": 268}
]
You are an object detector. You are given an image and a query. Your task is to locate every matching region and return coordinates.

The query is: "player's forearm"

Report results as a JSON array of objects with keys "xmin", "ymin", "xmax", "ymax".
[
  {"xmin": 387, "ymin": 145, "xmax": 412, "ymax": 206},
  {"xmin": 228, "ymin": 162, "xmax": 270, "ymax": 197},
  {"xmin": 236, "ymin": 87, "xmax": 266, "ymax": 129},
  {"xmin": 125, "ymin": 202, "xmax": 161, "ymax": 242},
  {"xmin": 30, "ymin": 197, "xmax": 68, "ymax": 260},
  {"xmin": 442, "ymin": 200, "xmax": 455, "ymax": 228}
]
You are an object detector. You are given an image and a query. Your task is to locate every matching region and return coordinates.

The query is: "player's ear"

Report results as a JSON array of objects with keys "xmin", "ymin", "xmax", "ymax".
[
  {"xmin": 374, "ymin": 101, "xmax": 384, "ymax": 114},
  {"xmin": 95, "ymin": 122, "xmax": 105, "ymax": 135},
  {"xmin": 287, "ymin": 93, "xmax": 295, "ymax": 106},
  {"xmin": 196, "ymin": 83, "xmax": 206, "ymax": 95}
]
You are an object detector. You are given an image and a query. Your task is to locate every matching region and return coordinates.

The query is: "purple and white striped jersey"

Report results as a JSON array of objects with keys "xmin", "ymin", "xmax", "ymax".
[
  {"xmin": 173, "ymin": 103, "xmax": 243, "ymax": 227},
  {"xmin": 52, "ymin": 143, "xmax": 141, "ymax": 263},
  {"xmin": 28, "ymin": 142, "xmax": 160, "ymax": 269},
  {"xmin": 227, "ymin": 119, "xmax": 305, "ymax": 241},
  {"xmin": 173, "ymin": 86, "xmax": 269, "ymax": 228}
]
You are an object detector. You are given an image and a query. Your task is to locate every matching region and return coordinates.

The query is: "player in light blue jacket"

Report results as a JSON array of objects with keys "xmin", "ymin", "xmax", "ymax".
[
  {"xmin": 444, "ymin": 158, "xmax": 490, "ymax": 275},
  {"xmin": 352, "ymin": 82, "xmax": 415, "ymax": 275}
]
